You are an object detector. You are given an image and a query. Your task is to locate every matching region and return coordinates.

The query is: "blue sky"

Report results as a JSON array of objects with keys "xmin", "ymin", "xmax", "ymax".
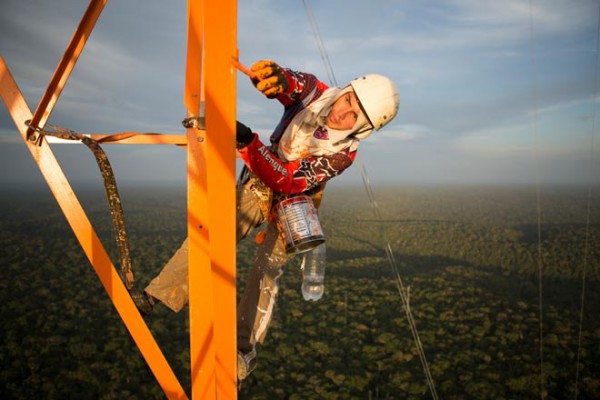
[{"xmin": 1, "ymin": 0, "xmax": 599, "ymax": 187}]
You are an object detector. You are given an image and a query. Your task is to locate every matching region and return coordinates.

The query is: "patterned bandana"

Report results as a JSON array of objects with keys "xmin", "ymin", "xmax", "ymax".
[{"xmin": 277, "ymin": 85, "xmax": 373, "ymax": 162}]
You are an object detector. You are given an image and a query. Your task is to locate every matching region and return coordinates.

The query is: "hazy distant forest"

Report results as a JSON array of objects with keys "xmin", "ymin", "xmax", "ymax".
[{"xmin": 1, "ymin": 184, "xmax": 599, "ymax": 399}]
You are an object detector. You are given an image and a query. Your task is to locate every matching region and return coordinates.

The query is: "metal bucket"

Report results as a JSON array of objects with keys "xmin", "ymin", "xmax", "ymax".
[{"xmin": 277, "ymin": 195, "xmax": 325, "ymax": 254}]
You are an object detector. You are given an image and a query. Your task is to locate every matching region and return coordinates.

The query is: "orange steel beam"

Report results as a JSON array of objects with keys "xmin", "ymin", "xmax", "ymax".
[
  {"xmin": 0, "ymin": 56, "xmax": 188, "ymax": 399},
  {"xmin": 45, "ymin": 133, "xmax": 187, "ymax": 145},
  {"xmin": 203, "ymin": 0, "xmax": 237, "ymax": 398},
  {"xmin": 184, "ymin": 0, "xmax": 237, "ymax": 397},
  {"xmin": 91, "ymin": 133, "xmax": 187, "ymax": 145},
  {"xmin": 26, "ymin": 0, "xmax": 107, "ymax": 140},
  {"xmin": 184, "ymin": 0, "xmax": 218, "ymax": 398}
]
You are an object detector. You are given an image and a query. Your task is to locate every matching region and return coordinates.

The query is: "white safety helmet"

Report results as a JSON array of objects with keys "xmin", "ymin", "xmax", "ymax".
[{"xmin": 350, "ymin": 74, "xmax": 400, "ymax": 131}]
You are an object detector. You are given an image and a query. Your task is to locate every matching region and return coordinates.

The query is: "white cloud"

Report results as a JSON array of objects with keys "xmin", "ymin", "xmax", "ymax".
[
  {"xmin": 362, "ymin": 0, "xmax": 596, "ymax": 56},
  {"xmin": 455, "ymin": 119, "xmax": 595, "ymax": 161},
  {"xmin": 447, "ymin": 0, "xmax": 593, "ymax": 36},
  {"xmin": 455, "ymin": 124, "xmax": 534, "ymax": 158},
  {"xmin": 381, "ymin": 126, "xmax": 427, "ymax": 141}
]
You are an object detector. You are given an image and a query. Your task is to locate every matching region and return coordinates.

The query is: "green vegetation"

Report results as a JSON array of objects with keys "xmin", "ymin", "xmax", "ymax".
[{"xmin": 1, "ymin": 185, "xmax": 599, "ymax": 399}]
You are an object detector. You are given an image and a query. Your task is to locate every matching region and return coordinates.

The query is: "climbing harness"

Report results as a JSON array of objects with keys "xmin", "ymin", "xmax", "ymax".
[
  {"xmin": 238, "ymin": 166, "xmax": 274, "ymax": 220},
  {"xmin": 25, "ymin": 121, "xmax": 135, "ymax": 289}
]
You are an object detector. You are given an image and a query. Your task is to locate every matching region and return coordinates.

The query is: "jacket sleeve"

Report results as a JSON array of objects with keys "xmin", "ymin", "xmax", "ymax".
[
  {"xmin": 238, "ymin": 134, "xmax": 356, "ymax": 194},
  {"xmin": 275, "ymin": 68, "xmax": 329, "ymax": 107}
]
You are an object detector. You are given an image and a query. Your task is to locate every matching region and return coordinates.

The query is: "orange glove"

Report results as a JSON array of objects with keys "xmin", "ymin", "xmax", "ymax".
[{"xmin": 251, "ymin": 60, "xmax": 289, "ymax": 98}]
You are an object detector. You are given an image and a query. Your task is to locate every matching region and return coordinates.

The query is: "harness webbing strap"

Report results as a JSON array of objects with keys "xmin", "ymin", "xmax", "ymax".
[{"xmin": 26, "ymin": 121, "xmax": 134, "ymax": 289}]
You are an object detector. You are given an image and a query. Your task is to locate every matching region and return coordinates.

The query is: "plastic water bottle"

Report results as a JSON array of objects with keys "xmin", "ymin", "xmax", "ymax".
[{"xmin": 301, "ymin": 243, "xmax": 326, "ymax": 301}]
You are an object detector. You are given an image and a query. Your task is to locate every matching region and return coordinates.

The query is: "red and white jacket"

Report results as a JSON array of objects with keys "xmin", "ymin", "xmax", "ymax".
[{"xmin": 238, "ymin": 68, "xmax": 357, "ymax": 195}]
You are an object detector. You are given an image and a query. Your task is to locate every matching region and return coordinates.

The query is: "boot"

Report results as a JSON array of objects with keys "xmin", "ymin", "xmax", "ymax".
[{"xmin": 237, "ymin": 348, "xmax": 257, "ymax": 381}]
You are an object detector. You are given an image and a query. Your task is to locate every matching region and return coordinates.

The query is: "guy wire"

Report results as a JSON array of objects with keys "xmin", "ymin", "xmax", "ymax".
[
  {"xmin": 574, "ymin": 3, "xmax": 600, "ymax": 399},
  {"xmin": 302, "ymin": 0, "xmax": 338, "ymax": 87},
  {"xmin": 528, "ymin": 2, "xmax": 546, "ymax": 398},
  {"xmin": 359, "ymin": 164, "xmax": 439, "ymax": 400}
]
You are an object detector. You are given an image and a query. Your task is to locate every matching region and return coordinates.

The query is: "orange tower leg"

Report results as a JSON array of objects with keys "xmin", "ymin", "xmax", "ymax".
[{"xmin": 185, "ymin": 0, "xmax": 237, "ymax": 398}]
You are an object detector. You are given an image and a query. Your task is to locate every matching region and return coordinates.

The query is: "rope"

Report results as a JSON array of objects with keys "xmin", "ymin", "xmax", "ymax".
[
  {"xmin": 301, "ymin": 0, "xmax": 338, "ymax": 87},
  {"xmin": 574, "ymin": 3, "xmax": 600, "ymax": 398},
  {"xmin": 300, "ymin": 1, "xmax": 439, "ymax": 397},
  {"xmin": 25, "ymin": 121, "xmax": 135, "ymax": 290}
]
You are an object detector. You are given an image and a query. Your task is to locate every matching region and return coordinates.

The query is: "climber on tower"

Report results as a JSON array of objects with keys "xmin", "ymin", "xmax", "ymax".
[{"xmin": 132, "ymin": 59, "xmax": 400, "ymax": 381}]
